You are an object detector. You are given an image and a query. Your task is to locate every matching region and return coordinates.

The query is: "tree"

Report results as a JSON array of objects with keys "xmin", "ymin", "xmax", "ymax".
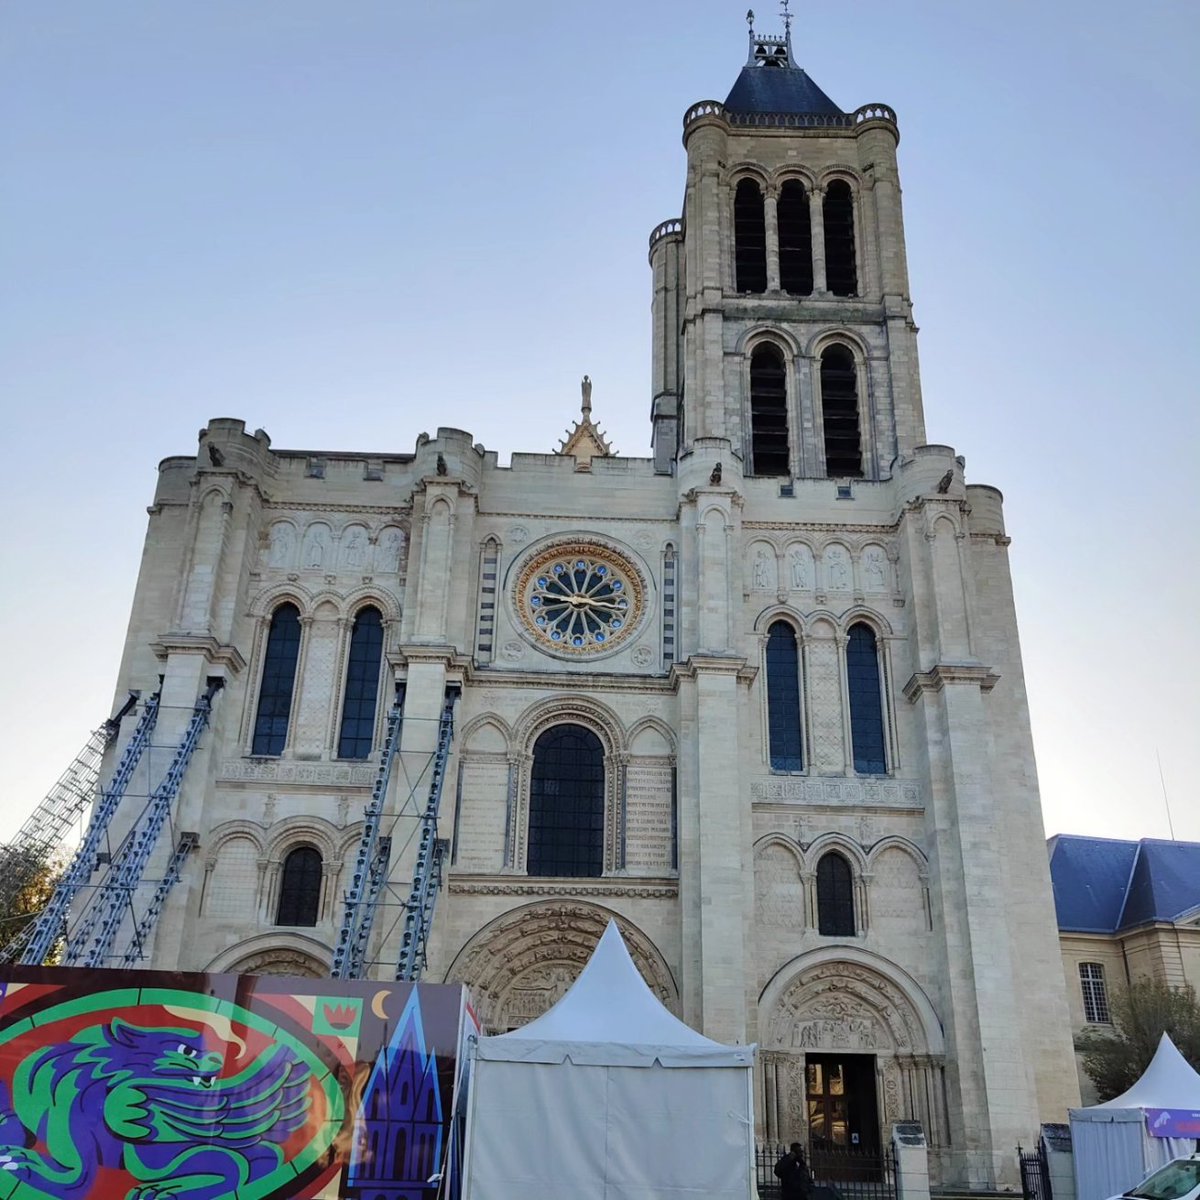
[
  {"xmin": 1077, "ymin": 978, "xmax": 1200, "ymax": 1101},
  {"xmin": 0, "ymin": 843, "xmax": 65, "ymax": 959}
]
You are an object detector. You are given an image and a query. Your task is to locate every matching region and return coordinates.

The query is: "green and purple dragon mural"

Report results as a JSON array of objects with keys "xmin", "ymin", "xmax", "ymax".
[{"xmin": 0, "ymin": 967, "xmax": 474, "ymax": 1200}]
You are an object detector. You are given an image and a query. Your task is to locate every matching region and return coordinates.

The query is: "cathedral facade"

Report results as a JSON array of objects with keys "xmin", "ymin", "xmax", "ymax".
[{"xmin": 99, "ymin": 22, "xmax": 1077, "ymax": 1187}]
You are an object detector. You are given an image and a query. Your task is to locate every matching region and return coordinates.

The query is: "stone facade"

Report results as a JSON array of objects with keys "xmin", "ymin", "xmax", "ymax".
[{"xmin": 91, "ymin": 26, "xmax": 1078, "ymax": 1188}]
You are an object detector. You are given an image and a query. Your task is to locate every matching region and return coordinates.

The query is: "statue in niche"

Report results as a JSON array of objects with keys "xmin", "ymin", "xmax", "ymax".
[
  {"xmin": 825, "ymin": 547, "xmax": 850, "ymax": 590},
  {"xmin": 863, "ymin": 547, "xmax": 888, "ymax": 591},
  {"xmin": 753, "ymin": 549, "xmax": 774, "ymax": 591},
  {"xmin": 301, "ymin": 526, "xmax": 329, "ymax": 570},
  {"xmin": 267, "ymin": 524, "xmax": 294, "ymax": 569},
  {"xmin": 342, "ymin": 527, "xmax": 367, "ymax": 569},
  {"xmin": 377, "ymin": 527, "xmax": 406, "ymax": 572},
  {"xmin": 789, "ymin": 547, "xmax": 811, "ymax": 590}
]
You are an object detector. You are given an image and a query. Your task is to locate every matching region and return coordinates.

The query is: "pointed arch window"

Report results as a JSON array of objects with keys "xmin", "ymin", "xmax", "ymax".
[
  {"xmin": 823, "ymin": 179, "xmax": 858, "ymax": 296},
  {"xmin": 252, "ymin": 602, "xmax": 301, "ymax": 756},
  {"xmin": 338, "ymin": 606, "xmax": 384, "ymax": 759},
  {"xmin": 275, "ymin": 845, "xmax": 322, "ymax": 926},
  {"xmin": 816, "ymin": 851, "xmax": 855, "ymax": 936},
  {"xmin": 778, "ymin": 180, "xmax": 813, "ymax": 295},
  {"xmin": 847, "ymin": 623, "xmax": 887, "ymax": 774},
  {"xmin": 734, "ymin": 179, "xmax": 768, "ymax": 294},
  {"xmin": 750, "ymin": 344, "xmax": 790, "ymax": 476},
  {"xmin": 766, "ymin": 621, "xmax": 803, "ymax": 771},
  {"xmin": 820, "ymin": 345, "xmax": 862, "ymax": 478},
  {"xmin": 527, "ymin": 724, "xmax": 604, "ymax": 878}
]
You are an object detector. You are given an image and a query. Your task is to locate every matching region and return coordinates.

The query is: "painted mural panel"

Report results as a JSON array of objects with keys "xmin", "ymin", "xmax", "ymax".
[{"xmin": 0, "ymin": 966, "xmax": 474, "ymax": 1200}]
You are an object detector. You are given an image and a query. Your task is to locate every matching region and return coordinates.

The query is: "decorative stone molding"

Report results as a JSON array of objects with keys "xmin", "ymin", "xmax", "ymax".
[
  {"xmin": 218, "ymin": 760, "xmax": 376, "ymax": 787},
  {"xmin": 751, "ymin": 778, "xmax": 922, "ymax": 809},
  {"xmin": 449, "ymin": 877, "xmax": 678, "ymax": 898},
  {"xmin": 902, "ymin": 664, "xmax": 1000, "ymax": 701},
  {"xmin": 150, "ymin": 635, "xmax": 246, "ymax": 674}
]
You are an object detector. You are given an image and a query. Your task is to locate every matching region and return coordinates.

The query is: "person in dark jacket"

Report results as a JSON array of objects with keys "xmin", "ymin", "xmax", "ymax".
[{"xmin": 774, "ymin": 1142, "xmax": 814, "ymax": 1199}]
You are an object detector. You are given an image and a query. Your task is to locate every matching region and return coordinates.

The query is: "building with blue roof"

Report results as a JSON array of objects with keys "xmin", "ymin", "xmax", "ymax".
[{"xmin": 1048, "ymin": 834, "xmax": 1200, "ymax": 1100}]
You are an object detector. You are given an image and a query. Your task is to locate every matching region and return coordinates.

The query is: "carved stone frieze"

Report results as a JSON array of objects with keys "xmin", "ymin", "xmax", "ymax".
[
  {"xmin": 751, "ymin": 778, "xmax": 923, "ymax": 809},
  {"xmin": 449, "ymin": 878, "xmax": 677, "ymax": 898},
  {"xmin": 219, "ymin": 760, "xmax": 375, "ymax": 787}
]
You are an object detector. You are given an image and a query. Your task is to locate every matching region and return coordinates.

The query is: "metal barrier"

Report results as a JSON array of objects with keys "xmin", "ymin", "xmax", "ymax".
[{"xmin": 756, "ymin": 1141, "xmax": 897, "ymax": 1200}]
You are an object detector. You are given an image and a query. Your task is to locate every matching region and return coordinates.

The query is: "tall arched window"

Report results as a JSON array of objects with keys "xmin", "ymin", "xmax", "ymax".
[
  {"xmin": 847, "ymin": 623, "xmax": 887, "ymax": 774},
  {"xmin": 750, "ymin": 344, "xmax": 789, "ymax": 476},
  {"xmin": 816, "ymin": 851, "xmax": 855, "ymax": 936},
  {"xmin": 527, "ymin": 724, "xmax": 604, "ymax": 878},
  {"xmin": 820, "ymin": 345, "xmax": 862, "ymax": 478},
  {"xmin": 338, "ymin": 606, "xmax": 384, "ymax": 759},
  {"xmin": 823, "ymin": 179, "xmax": 857, "ymax": 296},
  {"xmin": 252, "ymin": 602, "xmax": 301, "ymax": 756},
  {"xmin": 275, "ymin": 845, "xmax": 322, "ymax": 926},
  {"xmin": 766, "ymin": 622, "xmax": 803, "ymax": 770},
  {"xmin": 734, "ymin": 179, "xmax": 767, "ymax": 294},
  {"xmin": 778, "ymin": 180, "xmax": 813, "ymax": 295}
]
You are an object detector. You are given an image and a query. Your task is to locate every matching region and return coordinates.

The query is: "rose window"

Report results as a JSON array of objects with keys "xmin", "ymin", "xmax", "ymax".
[{"xmin": 515, "ymin": 543, "xmax": 645, "ymax": 656}]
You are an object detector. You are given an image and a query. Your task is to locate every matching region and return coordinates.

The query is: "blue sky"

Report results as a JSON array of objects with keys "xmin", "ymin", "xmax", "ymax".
[{"xmin": 1, "ymin": 1, "xmax": 1197, "ymax": 843}]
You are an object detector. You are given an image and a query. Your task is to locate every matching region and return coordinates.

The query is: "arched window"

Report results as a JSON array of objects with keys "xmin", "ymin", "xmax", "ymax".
[
  {"xmin": 750, "ymin": 344, "xmax": 789, "ymax": 476},
  {"xmin": 816, "ymin": 852, "xmax": 855, "ymax": 936},
  {"xmin": 847, "ymin": 623, "xmax": 887, "ymax": 774},
  {"xmin": 275, "ymin": 845, "xmax": 322, "ymax": 926},
  {"xmin": 527, "ymin": 724, "xmax": 604, "ymax": 878},
  {"xmin": 823, "ymin": 179, "xmax": 857, "ymax": 296},
  {"xmin": 734, "ymin": 179, "xmax": 767, "ymax": 294},
  {"xmin": 252, "ymin": 602, "xmax": 301, "ymax": 756},
  {"xmin": 820, "ymin": 345, "xmax": 862, "ymax": 478},
  {"xmin": 338, "ymin": 606, "xmax": 384, "ymax": 759},
  {"xmin": 766, "ymin": 622, "xmax": 803, "ymax": 770},
  {"xmin": 778, "ymin": 180, "xmax": 813, "ymax": 295}
]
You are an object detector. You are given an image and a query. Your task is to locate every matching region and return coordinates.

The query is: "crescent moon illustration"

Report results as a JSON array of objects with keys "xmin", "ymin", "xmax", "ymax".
[{"xmin": 371, "ymin": 989, "xmax": 390, "ymax": 1020}]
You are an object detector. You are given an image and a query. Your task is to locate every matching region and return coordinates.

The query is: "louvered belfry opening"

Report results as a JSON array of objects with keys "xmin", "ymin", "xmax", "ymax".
[
  {"xmin": 734, "ymin": 178, "xmax": 768, "ymax": 294},
  {"xmin": 823, "ymin": 179, "xmax": 858, "ymax": 296},
  {"xmin": 820, "ymin": 344, "xmax": 862, "ymax": 477},
  {"xmin": 750, "ymin": 344, "xmax": 790, "ymax": 476},
  {"xmin": 777, "ymin": 179, "xmax": 813, "ymax": 295}
]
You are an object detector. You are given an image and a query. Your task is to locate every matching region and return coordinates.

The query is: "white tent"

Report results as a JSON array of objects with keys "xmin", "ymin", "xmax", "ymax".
[
  {"xmin": 1070, "ymin": 1034, "xmax": 1200, "ymax": 1200},
  {"xmin": 461, "ymin": 921, "xmax": 756, "ymax": 1200}
]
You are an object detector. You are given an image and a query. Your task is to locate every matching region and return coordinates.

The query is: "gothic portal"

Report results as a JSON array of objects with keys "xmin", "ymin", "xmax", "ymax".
[{"xmin": 84, "ymin": 15, "xmax": 1077, "ymax": 1188}]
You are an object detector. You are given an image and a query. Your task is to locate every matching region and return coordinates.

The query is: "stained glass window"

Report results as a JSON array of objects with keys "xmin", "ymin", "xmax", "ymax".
[
  {"xmin": 766, "ymin": 622, "xmax": 803, "ymax": 770},
  {"xmin": 252, "ymin": 603, "xmax": 301, "ymax": 756},
  {"xmin": 817, "ymin": 852, "xmax": 855, "ymax": 936},
  {"xmin": 338, "ymin": 607, "xmax": 384, "ymax": 759},
  {"xmin": 276, "ymin": 845, "xmax": 322, "ymax": 926},
  {"xmin": 527, "ymin": 724, "xmax": 604, "ymax": 878},
  {"xmin": 847, "ymin": 623, "xmax": 887, "ymax": 774}
]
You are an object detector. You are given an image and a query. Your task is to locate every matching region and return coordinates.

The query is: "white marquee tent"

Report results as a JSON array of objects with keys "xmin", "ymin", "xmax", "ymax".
[
  {"xmin": 1070, "ymin": 1034, "xmax": 1200, "ymax": 1200},
  {"xmin": 461, "ymin": 921, "xmax": 756, "ymax": 1200}
]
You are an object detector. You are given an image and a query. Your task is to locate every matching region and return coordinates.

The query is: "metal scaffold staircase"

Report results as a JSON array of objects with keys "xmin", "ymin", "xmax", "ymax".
[
  {"xmin": 396, "ymin": 686, "xmax": 460, "ymax": 982},
  {"xmin": 67, "ymin": 679, "xmax": 223, "ymax": 968},
  {"xmin": 331, "ymin": 688, "xmax": 406, "ymax": 980},
  {"xmin": 6, "ymin": 690, "xmax": 162, "ymax": 965},
  {"xmin": 332, "ymin": 683, "xmax": 460, "ymax": 982}
]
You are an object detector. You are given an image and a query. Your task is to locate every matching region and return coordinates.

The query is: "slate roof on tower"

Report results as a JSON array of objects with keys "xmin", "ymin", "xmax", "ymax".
[{"xmin": 724, "ymin": 63, "xmax": 845, "ymax": 117}]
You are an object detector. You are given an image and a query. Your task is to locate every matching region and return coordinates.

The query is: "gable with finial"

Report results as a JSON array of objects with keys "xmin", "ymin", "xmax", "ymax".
[{"xmin": 556, "ymin": 375, "xmax": 614, "ymax": 469}]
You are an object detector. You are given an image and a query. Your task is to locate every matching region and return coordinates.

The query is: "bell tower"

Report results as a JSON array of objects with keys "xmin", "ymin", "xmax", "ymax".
[{"xmin": 649, "ymin": 10, "xmax": 924, "ymax": 479}]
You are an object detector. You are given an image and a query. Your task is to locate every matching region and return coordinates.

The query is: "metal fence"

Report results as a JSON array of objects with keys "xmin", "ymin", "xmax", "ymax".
[
  {"xmin": 1018, "ymin": 1143, "xmax": 1053, "ymax": 1200},
  {"xmin": 756, "ymin": 1142, "xmax": 897, "ymax": 1200}
]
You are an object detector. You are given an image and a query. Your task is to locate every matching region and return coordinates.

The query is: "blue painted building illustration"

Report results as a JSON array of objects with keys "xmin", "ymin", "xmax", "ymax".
[{"xmin": 347, "ymin": 990, "xmax": 445, "ymax": 1200}]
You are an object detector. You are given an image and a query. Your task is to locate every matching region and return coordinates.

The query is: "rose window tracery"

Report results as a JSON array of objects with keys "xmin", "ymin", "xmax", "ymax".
[{"xmin": 515, "ymin": 542, "xmax": 645, "ymax": 657}]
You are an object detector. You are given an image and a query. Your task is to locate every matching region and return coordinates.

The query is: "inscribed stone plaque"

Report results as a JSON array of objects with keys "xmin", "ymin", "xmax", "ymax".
[
  {"xmin": 624, "ymin": 758, "xmax": 675, "ymax": 873},
  {"xmin": 455, "ymin": 756, "xmax": 509, "ymax": 872}
]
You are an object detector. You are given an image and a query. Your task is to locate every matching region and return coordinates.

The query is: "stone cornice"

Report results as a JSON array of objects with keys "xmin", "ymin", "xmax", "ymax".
[
  {"xmin": 742, "ymin": 519, "xmax": 900, "ymax": 534},
  {"xmin": 448, "ymin": 874, "xmax": 678, "ymax": 899},
  {"xmin": 902, "ymin": 664, "xmax": 1000, "ymax": 702},
  {"xmin": 672, "ymin": 654, "xmax": 756, "ymax": 684},
  {"xmin": 464, "ymin": 663, "xmax": 677, "ymax": 694},
  {"xmin": 261, "ymin": 501, "xmax": 414, "ymax": 515},
  {"xmin": 150, "ymin": 635, "xmax": 247, "ymax": 674}
]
